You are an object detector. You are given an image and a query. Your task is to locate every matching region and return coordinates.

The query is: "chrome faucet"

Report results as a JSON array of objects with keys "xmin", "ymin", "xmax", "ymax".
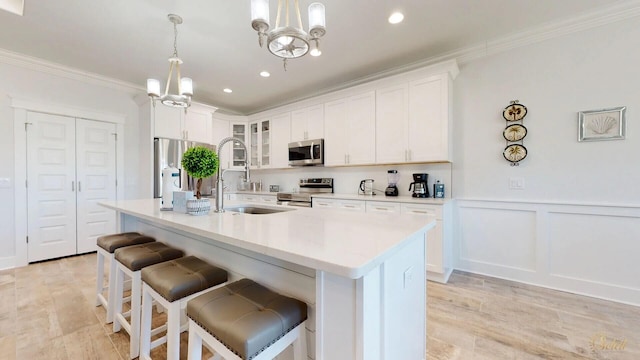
[{"xmin": 215, "ymin": 137, "xmax": 250, "ymax": 212}]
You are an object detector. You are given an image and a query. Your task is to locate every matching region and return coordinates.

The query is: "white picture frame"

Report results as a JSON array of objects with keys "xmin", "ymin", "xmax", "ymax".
[{"xmin": 578, "ymin": 106, "xmax": 626, "ymax": 142}]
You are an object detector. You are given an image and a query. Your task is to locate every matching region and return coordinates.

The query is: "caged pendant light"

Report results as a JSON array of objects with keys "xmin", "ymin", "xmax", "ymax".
[{"xmin": 250, "ymin": 0, "xmax": 326, "ymax": 70}]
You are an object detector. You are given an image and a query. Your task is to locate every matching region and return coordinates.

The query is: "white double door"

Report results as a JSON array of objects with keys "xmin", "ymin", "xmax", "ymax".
[{"xmin": 26, "ymin": 112, "xmax": 117, "ymax": 262}]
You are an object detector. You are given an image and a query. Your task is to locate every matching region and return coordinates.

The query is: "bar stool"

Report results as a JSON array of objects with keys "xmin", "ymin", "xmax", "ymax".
[
  {"xmin": 186, "ymin": 278, "xmax": 308, "ymax": 360},
  {"xmin": 95, "ymin": 232, "xmax": 155, "ymax": 323},
  {"xmin": 113, "ymin": 242, "xmax": 184, "ymax": 359},
  {"xmin": 139, "ymin": 255, "xmax": 228, "ymax": 360}
]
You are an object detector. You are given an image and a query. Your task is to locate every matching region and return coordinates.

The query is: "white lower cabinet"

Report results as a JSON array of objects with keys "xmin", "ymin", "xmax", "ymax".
[
  {"xmin": 313, "ymin": 197, "xmax": 452, "ymax": 283},
  {"xmin": 400, "ymin": 202, "xmax": 452, "ymax": 283}
]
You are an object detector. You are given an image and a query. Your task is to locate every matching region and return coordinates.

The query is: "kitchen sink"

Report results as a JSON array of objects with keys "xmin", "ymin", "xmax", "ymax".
[{"xmin": 225, "ymin": 206, "xmax": 293, "ymax": 215}]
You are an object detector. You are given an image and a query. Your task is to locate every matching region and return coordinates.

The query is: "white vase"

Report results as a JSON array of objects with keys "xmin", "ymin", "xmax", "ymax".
[{"xmin": 186, "ymin": 198, "xmax": 211, "ymax": 216}]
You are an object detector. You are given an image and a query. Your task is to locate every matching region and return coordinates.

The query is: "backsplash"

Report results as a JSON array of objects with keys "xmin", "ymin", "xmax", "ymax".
[{"xmin": 228, "ymin": 163, "xmax": 452, "ymax": 197}]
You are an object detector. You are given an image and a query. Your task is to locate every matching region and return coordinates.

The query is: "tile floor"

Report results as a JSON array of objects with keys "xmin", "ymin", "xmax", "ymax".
[{"xmin": 0, "ymin": 253, "xmax": 638, "ymax": 359}]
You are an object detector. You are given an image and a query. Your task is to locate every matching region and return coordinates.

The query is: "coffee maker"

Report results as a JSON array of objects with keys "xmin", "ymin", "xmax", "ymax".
[{"xmin": 408, "ymin": 173, "xmax": 429, "ymax": 198}]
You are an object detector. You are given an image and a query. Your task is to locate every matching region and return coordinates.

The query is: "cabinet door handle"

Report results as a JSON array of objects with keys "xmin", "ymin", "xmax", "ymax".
[
  {"xmin": 78, "ymin": 181, "xmax": 81, "ymax": 192},
  {"xmin": 344, "ymin": 205, "xmax": 356, "ymax": 208},
  {"xmin": 71, "ymin": 181, "xmax": 75, "ymax": 191},
  {"xmin": 375, "ymin": 207, "xmax": 387, "ymax": 211},
  {"xmin": 408, "ymin": 149, "xmax": 412, "ymax": 161},
  {"xmin": 412, "ymin": 210, "xmax": 428, "ymax": 214}
]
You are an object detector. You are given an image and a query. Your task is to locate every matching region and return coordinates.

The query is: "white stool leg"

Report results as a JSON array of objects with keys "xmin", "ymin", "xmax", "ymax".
[
  {"xmin": 167, "ymin": 300, "xmax": 182, "ymax": 360},
  {"xmin": 187, "ymin": 320, "xmax": 203, "ymax": 360},
  {"xmin": 95, "ymin": 250, "xmax": 105, "ymax": 307},
  {"xmin": 292, "ymin": 324, "xmax": 307, "ymax": 360},
  {"xmin": 129, "ymin": 270, "xmax": 142, "ymax": 359},
  {"xmin": 112, "ymin": 265, "xmax": 125, "ymax": 332},
  {"xmin": 139, "ymin": 284, "xmax": 153, "ymax": 360},
  {"xmin": 106, "ymin": 252, "xmax": 118, "ymax": 323}
]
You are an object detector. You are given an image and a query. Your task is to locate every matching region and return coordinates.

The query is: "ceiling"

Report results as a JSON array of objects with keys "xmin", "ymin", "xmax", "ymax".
[{"xmin": 0, "ymin": 0, "xmax": 623, "ymax": 114}]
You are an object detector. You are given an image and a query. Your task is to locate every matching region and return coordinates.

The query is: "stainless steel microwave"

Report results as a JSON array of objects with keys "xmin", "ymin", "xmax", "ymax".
[{"xmin": 288, "ymin": 139, "xmax": 324, "ymax": 166}]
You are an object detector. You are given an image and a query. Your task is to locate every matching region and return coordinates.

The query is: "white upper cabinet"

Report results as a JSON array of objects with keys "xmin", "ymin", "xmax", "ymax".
[
  {"xmin": 152, "ymin": 105, "xmax": 214, "ymax": 144},
  {"xmin": 408, "ymin": 74, "xmax": 452, "ymax": 162},
  {"xmin": 153, "ymin": 106, "xmax": 183, "ymax": 140},
  {"xmin": 324, "ymin": 91, "xmax": 376, "ymax": 166},
  {"xmin": 291, "ymin": 104, "xmax": 324, "ymax": 141},
  {"xmin": 376, "ymin": 73, "xmax": 453, "ymax": 163},
  {"xmin": 183, "ymin": 108, "xmax": 213, "ymax": 144},
  {"xmin": 270, "ymin": 112, "xmax": 291, "ymax": 168},
  {"xmin": 212, "ymin": 115, "xmax": 231, "ymax": 168},
  {"xmin": 249, "ymin": 112, "xmax": 291, "ymax": 169},
  {"xmin": 376, "ymin": 84, "xmax": 409, "ymax": 163},
  {"xmin": 230, "ymin": 122, "xmax": 248, "ymax": 169}
]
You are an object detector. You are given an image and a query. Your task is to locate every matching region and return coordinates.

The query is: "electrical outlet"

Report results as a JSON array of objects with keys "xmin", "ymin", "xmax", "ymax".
[
  {"xmin": 509, "ymin": 177, "xmax": 525, "ymax": 190},
  {"xmin": 403, "ymin": 266, "xmax": 413, "ymax": 289}
]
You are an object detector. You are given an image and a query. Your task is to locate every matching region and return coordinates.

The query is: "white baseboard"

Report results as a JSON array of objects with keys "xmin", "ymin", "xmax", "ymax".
[{"xmin": 0, "ymin": 256, "xmax": 16, "ymax": 271}]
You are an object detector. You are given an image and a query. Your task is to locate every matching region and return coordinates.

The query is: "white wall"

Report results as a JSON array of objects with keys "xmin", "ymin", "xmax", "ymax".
[
  {"xmin": 0, "ymin": 60, "xmax": 141, "ymax": 268},
  {"xmin": 453, "ymin": 18, "xmax": 640, "ymax": 203},
  {"xmin": 452, "ymin": 16, "xmax": 640, "ymax": 305}
]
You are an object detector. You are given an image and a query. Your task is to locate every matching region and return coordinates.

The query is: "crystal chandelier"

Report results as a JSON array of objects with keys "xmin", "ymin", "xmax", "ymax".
[
  {"xmin": 146, "ymin": 14, "xmax": 193, "ymax": 109},
  {"xmin": 251, "ymin": 0, "xmax": 326, "ymax": 70}
]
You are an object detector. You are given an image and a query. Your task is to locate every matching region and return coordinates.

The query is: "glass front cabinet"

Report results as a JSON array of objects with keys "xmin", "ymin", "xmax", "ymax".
[{"xmin": 249, "ymin": 119, "xmax": 270, "ymax": 169}]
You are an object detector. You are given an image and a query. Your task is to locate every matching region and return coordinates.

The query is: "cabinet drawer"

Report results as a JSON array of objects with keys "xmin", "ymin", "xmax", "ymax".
[
  {"xmin": 366, "ymin": 201, "xmax": 401, "ymax": 214},
  {"xmin": 238, "ymin": 194, "xmax": 261, "ymax": 202},
  {"xmin": 312, "ymin": 198, "xmax": 336, "ymax": 208},
  {"xmin": 337, "ymin": 200, "xmax": 365, "ymax": 212},
  {"xmin": 260, "ymin": 195, "xmax": 277, "ymax": 203},
  {"xmin": 400, "ymin": 203, "xmax": 442, "ymax": 219}
]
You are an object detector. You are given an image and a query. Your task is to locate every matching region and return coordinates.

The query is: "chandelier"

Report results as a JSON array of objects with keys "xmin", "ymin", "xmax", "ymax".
[
  {"xmin": 146, "ymin": 14, "xmax": 193, "ymax": 109},
  {"xmin": 250, "ymin": 0, "xmax": 326, "ymax": 70}
]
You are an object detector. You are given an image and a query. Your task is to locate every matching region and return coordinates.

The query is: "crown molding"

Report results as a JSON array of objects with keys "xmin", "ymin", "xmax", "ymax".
[
  {"xmin": 458, "ymin": 0, "xmax": 640, "ymax": 64},
  {"xmin": 0, "ymin": 48, "xmax": 141, "ymax": 94}
]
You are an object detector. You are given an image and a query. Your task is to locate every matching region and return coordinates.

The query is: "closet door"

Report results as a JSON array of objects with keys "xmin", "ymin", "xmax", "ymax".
[
  {"xmin": 26, "ymin": 112, "xmax": 77, "ymax": 262},
  {"xmin": 75, "ymin": 119, "xmax": 117, "ymax": 254}
]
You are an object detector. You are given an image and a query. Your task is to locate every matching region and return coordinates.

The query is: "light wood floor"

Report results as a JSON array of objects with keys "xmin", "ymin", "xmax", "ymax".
[{"xmin": 0, "ymin": 253, "xmax": 638, "ymax": 359}]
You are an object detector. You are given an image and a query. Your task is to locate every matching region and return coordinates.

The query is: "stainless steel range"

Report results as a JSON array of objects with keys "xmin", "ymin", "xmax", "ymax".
[{"xmin": 277, "ymin": 178, "xmax": 333, "ymax": 207}]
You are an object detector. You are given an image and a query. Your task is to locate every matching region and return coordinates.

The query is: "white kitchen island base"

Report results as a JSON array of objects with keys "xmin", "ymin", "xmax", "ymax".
[{"xmin": 103, "ymin": 199, "xmax": 432, "ymax": 360}]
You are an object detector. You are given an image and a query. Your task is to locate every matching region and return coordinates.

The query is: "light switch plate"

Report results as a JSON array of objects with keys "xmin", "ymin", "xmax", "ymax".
[
  {"xmin": 0, "ymin": 178, "xmax": 11, "ymax": 188},
  {"xmin": 509, "ymin": 177, "xmax": 525, "ymax": 190}
]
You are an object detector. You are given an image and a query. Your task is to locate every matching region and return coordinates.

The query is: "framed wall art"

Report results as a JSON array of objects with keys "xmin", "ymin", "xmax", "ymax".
[{"xmin": 578, "ymin": 106, "xmax": 626, "ymax": 142}]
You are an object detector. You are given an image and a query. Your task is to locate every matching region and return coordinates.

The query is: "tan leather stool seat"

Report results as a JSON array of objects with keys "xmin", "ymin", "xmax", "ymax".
[
  {"xmin": 141, "ymin": 256, "xmax": 228, "ymax": 302},
  {"xmin": 97, "ymin": 232, "xmax": 155, "ymax": 253},
  {"xmin": 187, "ymin": 278, "xmax": 308, "ymax": 360},
  {"xmin": 114, "ymin": 242, "xmax": 184, "ymax": 271}
]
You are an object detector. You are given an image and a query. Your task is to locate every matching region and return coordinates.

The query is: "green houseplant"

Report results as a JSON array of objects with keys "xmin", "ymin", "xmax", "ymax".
[{"xmin": 181, "ymin": 146, "xmax": 219, "ymax": 199}]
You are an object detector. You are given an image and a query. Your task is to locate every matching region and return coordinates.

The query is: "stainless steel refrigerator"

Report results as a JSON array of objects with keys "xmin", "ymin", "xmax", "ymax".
[{"xmin": 153, "ymin": 137, "xmax": 216, "ymax": 198}]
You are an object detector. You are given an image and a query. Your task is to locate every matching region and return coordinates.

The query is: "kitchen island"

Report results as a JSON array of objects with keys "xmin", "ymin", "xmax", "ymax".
[{"xmin": 100, "ymin": 198, "xmax": 435, "ymax": 360}]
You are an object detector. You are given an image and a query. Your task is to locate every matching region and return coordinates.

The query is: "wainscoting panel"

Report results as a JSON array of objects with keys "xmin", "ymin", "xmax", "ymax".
[
  {"xmin": 456, "ymin": 200, "xmax": 640, "ymax": 306},
  {"xmin": 548, "ymin": 211, "xmax": 640, "ymax": 288},
  {"xmin": 459, "ymin": 206, "xmax": 537, "ymax": 271}
]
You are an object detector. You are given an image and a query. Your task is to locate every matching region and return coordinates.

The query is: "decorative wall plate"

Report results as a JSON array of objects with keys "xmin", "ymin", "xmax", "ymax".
[
  {"xmin": 503, "ymin": 144, "xmax": 528, "ymax": 163},
  {"xmin": 503, "ymin": 103, "xmax": 528, "ymax": 121},
  {"xmin": 503, "ymin": 124, "xmax": 528, "ymax": 141}
]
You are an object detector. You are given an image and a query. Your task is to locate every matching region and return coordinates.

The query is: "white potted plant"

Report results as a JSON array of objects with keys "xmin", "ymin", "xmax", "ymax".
[{"xmin": 181, "ymin": 146, "xmax": 219, "ymax": 215}]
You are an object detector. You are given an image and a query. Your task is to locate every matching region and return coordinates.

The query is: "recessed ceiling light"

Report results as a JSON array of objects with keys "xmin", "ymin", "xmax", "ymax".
[
  {"xmin": 388, "ymin": 12, "xmax": 404, "ymax": 24},
  {"xmin": 223, "ymin": 88, "xmax": 233, "ymax": 93},
  {"xmin": 260, "ymin": 71, "xmax": 271, "ymax": 77}
]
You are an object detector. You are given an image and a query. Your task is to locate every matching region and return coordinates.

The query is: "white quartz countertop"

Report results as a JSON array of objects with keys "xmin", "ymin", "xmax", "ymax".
[
  {"xmin": 311, "ymin": 193, "xmax": 452, "ymax": 205},
  {"xmin": 100, "ymin": 199, "xmax": 435, "ymax": 279}
]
